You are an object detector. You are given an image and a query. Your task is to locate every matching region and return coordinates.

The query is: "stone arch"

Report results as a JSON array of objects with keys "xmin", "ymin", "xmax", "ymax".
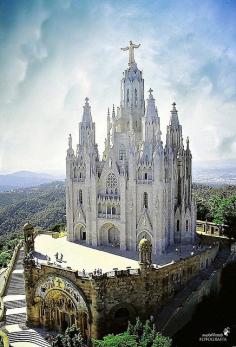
[
  {"xmin": 34, "ymin": 274, "xmax": 91, "ymax": 337},
  {"xmin": 75, "ymin": 223, "xmax": 86, "ymax": 242},
  {"xmin": 112, "ymin": 206, "xmax": 116, "ymax": 215},
  {"xmin": 137, "ymin": 230, "xmax": 152, "ymax": 245},
  {"xmin": 108, "ymin": 303, "xmax": 136, "ymax": 334},
  {"xmin": 99, "ymin": 222, "xmax": 120, "ymax": 248}
]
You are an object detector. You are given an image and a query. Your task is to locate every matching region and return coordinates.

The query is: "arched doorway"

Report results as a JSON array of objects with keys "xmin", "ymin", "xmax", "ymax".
[
  {"xmin": 100, "ymin": 223, "xmax": 120, "ymax": 248},
  {"xmin": 42, "ymin": 289, "xmax": 77, "ymax": 331},
  {"xmin": 109, "ymin": 304, "xmax": 136, "ymax": 334},
  {"xmin": 75, "ymin": 224, "xmax": 86, "ymax": 242},
  {"xmin": 35, "ymin": 275, "xmax": 90, "ymax": 339},
  {"xmin": 113, "ymin": 308, "xmax": 130, "ymax": 333}
]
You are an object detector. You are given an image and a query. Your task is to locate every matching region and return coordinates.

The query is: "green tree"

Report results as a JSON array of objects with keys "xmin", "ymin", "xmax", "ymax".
[
  {"xmin": 93, "ymin": 318, "xmax": 172, "ymax": 347},
  {"xmin": 0, "ymin": 251, "xmax": 11, "ymax": 267},
  {"xmin": 52, "ymin": 325, "xmax": 85, "ymax": 347},
  {"xmin": 52, "ymin": 334, "xmax": 64, "ymax": 347},
  {"xmin": 93, "ymin": 332, "xmax": 137, "ymax": 347},
  {"xmin": 223, "ymin": 196, "xmax": 236, "ymax": 239},
  {"xmin": 152, "ymin": 333, "xmax": 172, "ymax": 347},
  {"xmin": 64, "ymin": 325, "xmax": 84, "ymax": 347}
]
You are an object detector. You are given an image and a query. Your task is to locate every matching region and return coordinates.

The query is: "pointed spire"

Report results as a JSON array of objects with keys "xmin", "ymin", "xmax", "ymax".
[
  {"xmin": 82, "ymin": 97, "xmax": 92, "ymax": 124},
  {"xmin": 112, "ymin": 104, "xmax": 115, "ymax": 119},
  {"xmin": 170, "ymin": 101, "xmax": 179, "ymax": 127},
  {"xmin": 148, "ymin": 88, "xmax": 154, "ymax": 99},
  {"xmin": 107, "ymin": 107, "xmax": 110, "ymax": 117},
  {"xmin": 68, "ymin": 133, "xmax": 72, "ymax": 148},
  {"xmin": 67, "ymin": 133, "xmax": 74, "ymax": 157},
  {"xmin": 186, "ymin": 136, "xmax": 190, "ymax": 151},
  {"xmin": 145, "ymin": 88, "xmax": 158, "ymax": 120}
]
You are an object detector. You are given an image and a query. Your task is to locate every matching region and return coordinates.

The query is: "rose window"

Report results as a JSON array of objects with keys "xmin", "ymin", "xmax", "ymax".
[{"xmin": 106, "ymin": 173, "xmax": 118, "ymax": 189}]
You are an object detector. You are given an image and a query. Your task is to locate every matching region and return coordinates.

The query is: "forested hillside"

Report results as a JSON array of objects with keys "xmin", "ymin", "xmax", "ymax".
[
  {"xmin": 0, "ymin": 182, "xmax": 235, "ymax": 237},
  {"xmin": 192, "ymin": 183, "xmax": 236, "ymax": 237},
  {"xmin": 0, "ymin": 182, "xmax": 235, "ymax": 267},
  {"xmin": 0, "ymin": 181, "xmax": 66, "ymax": 236}
]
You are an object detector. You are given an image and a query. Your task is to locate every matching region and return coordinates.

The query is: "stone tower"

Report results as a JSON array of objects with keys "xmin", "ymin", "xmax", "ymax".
[
  {"xmin": 23, "ymin": 222, "xmax": 35, "ymax": 255},
  {"xmin": 138, "ymin": 237, "xmax": 152, "ymax": 268}
]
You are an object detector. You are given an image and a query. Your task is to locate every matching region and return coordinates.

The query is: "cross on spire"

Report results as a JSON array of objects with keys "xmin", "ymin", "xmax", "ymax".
[{"xmin": 148, "ymin": 88, "xmax": 153, "ymax": 97}]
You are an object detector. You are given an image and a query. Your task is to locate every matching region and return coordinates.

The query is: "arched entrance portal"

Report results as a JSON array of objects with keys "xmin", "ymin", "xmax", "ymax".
[
  {"xmin": 100, "ymin": 223, "xmax": 120, "ymax": 248},
  {"xmin": 35, "ymin": 275, "xmax": 90, "ymax": 339},
  {"xmin": 75, "ymin": 224, "xmax": 86, "ymax": 242}
]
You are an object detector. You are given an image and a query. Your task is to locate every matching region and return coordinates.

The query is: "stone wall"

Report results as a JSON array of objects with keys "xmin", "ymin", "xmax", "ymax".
[{"xmin": 24, "ymin": 244, "xmax": 219, "ymax": 339}]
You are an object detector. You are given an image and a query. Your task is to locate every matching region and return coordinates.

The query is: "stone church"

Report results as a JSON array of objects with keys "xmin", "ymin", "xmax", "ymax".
[{"xmin": 66, "ymin": 41, "xmax": 196, "ymax": 254}]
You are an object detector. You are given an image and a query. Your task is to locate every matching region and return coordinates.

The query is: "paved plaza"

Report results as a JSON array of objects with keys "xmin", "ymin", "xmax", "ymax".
[{"xmin": 34, "ymin": 234, "xmax": 200, "ymax": 273}]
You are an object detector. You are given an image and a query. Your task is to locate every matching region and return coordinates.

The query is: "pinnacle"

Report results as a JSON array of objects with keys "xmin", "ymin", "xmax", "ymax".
[
  {"xmin": 172, "ymin": 102, "xmax": 177, "ymax": 111},
  {"xmin": 148, "ymin": 88, "xmax": 154, "ymax": 98}
]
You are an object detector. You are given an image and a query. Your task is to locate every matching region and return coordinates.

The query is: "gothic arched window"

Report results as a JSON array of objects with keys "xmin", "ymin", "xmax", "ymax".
[
  {"xmin": 186, "ymin": 220, "xmax": 189, "ymax": 232},
  {"xmin": 143, "ymin": 192, "xmax": 148, "ymax": 208},
  {"xmin": 119, "ymin": 144, "xmax": 126, "ymax": 160},
  {"xmin": 107, "ymin": 203, "xmax": 111, "ymax": 215},
  {"xmin": 144, "ymin": 172, "xmax": 148, "ymax": 180},
  {"xmin": 177, "ymin": 220, "xmax": 180, "ymax": 232},
  {"xmin": 135, "ymin": 88, "xmax": 138, "ymax": 106},
  {"xmin": 79, "ymin": 189, "xmax": 83, "ymax": 205},
  {"xmin": 127, "ymin": 89, "xmax": 129, "ymax": 104}
]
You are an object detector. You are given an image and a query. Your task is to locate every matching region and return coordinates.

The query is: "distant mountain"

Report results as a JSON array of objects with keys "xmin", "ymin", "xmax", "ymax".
[
  {"xmin": 193, "ymin": 161, "xmax": 236, "ymax": 186},
  {"xmin": 0, "ymin": 171, "xmax": 64, "ymax": 191}
]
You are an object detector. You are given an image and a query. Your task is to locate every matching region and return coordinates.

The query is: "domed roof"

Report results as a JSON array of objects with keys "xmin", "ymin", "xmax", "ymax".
[
  {"xmin": 23, "ymin": 222, "xmax": 34, "ymax": 231},
  {"xmin": 139, "ymin": 237, "xmax": 151, "ymax": 249}
]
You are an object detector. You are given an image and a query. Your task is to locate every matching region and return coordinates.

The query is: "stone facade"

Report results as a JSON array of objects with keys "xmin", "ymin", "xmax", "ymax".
[
  {"xmin": 24, "ymin": 239, "xmax": 218, "ymax": 340},
  {"xmin": 66, "ymin": 42, "xmax": 196, "ymax": 254}
]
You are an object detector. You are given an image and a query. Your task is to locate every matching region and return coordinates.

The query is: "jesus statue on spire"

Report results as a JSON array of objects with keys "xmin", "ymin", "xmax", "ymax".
[{"xmin": 121, "ymin": 41, "xmax": 140, "ymax": 65}]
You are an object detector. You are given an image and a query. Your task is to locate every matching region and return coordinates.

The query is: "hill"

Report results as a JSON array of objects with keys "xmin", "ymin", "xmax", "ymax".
[
  {"xmin": 0, "ymin": 171, "xmax": 63, "ymax": 192},
  {"xmin": 0, "ymin": 181, "xmax": 66, "ymax": 236}
]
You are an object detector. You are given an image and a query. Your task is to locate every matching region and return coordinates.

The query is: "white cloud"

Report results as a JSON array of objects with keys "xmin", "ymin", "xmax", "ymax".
[{"xmin": 0, "ymin": 0, "xmax": 235, "ymax": 172}]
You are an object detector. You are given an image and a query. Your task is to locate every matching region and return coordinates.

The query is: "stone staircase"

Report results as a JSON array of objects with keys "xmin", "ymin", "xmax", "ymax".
[
  {"xmin": 8, "ymin": 330, "xmax": 51, "ymax": 347},
  {"xmin": 2, "ymin": 248, "xmax": 51, "ymax": 347}
]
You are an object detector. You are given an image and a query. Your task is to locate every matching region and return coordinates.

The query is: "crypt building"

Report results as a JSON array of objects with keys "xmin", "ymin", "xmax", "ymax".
[{"xmin": 66, "ymin": 41, "xmax": 196, "ymax": 254}]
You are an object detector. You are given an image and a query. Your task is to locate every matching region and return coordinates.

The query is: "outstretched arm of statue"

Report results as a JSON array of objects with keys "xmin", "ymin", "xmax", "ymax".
[
  {"xmin": 121, "ymin": 46, "xmax": 129, "ymax": 51},
  {"xmin": 133, "ymin": 44, "xmax": 141, "ymax": 48}
]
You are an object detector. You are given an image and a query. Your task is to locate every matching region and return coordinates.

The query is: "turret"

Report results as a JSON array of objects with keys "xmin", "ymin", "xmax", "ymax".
[
  {"xmin": 166, "ymin": 102, "xmax": 183, "ymax": 150},
  {"xmin": 79, "ymin": 97, "xmax": 96, "ymax": 148},
  {"xmin": 66, "ymin": 134, "xmax": 74, "ymax": 179},
  {"xmin": 138, "ymin": 237, "xmax": 152, "ymax": 269},
  {"xmin": 107, "ymin": 108, "xmax": 111, "ymax": 148},
  {"xmin": 144, "ymin": 88, "xmax": 160, "ymax": 144},
  {"xmin": 119, "ymin": 41, "xmax": 144, "ymax": 137},
  {"xmin": 23, "ymin": 222, "xmax": 35, "ymax": 254}
]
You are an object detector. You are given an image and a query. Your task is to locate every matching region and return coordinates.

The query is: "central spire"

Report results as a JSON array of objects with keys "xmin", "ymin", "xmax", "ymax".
[{"xmin": 121, "ymin": 40, "xmax": 141, "ymax": 66}]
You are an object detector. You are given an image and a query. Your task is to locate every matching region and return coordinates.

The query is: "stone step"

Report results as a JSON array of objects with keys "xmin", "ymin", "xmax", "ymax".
[
  {"xmin": 4, "ymin": 299, "xmax": 26, "ymax": 309},
  {"xmin": 5, "ymin": 313, "xmax": 26, "ymax": 325},
  {"xmin": 9, "ymin": 330, "xmax": 51, "ymax": 347}
]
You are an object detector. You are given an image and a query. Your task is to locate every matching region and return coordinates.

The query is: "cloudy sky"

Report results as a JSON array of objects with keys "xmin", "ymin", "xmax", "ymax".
[{"xmin": 0, "ymin": 0, "xmax": 235, "ymax": 174}]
